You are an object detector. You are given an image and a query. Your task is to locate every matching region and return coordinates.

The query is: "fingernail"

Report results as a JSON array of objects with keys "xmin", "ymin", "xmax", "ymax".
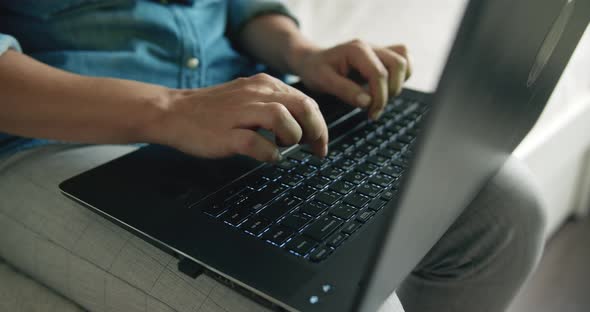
[
  {"xmin": 379, "ymin": 77, "xmax": 389, "ymax": 101},
  {"xmin": 356, "ymin": 93, "xmax": 372, "ymax": 107},
  {"xmin": 390, "ymin": 78, "xmax": 397, "ymax": 95},
  {"xmin": 274, "ymin": 150, "xmax": 283, "ymax": 162},
  {"xmin": 396, "ymin": 70, "xmax": 405, "ymax": 95},
  {"xmin": 370, "ymin": 109, "xmax": 384, "ymax": 121}
]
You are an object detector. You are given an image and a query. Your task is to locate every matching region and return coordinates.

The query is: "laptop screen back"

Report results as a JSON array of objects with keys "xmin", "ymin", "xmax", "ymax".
[{"xmin": 357, "ymin": 0, "xmax": 589, "ymax": 311}]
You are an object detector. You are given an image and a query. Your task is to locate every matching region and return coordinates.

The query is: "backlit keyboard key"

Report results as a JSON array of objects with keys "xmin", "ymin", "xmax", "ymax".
[
  {"xmin": 366, "ymin": 155, "xmax": 388, "ymax": 166},
  {"xmin": 321, "ymin": 167, "xmax": 344, "ymax": 180},
  {"xmin": 241, "ymin": 216, "xmax": 271, "ymax": 236},
  {"xmin": 355, "ymin": 162, "xmax": 379, "ymax": 175},
  {"xmin": 334, "ymin": 158, "xmax": 356, "ymax": 170},
  {"xmin": 377, "ymin": 148, "xmax": 397, "ymax": 158},
  {"xmin": 300, "ymin": 201, "xmax": 329, "ymax": 217},
  {"xmin": 315, "ymin": 191, "xmax": 341, "ymax": 206},
  {"xmin": 260, "ymin": 166, "xmax": 283, "ymax": 180},
  {"xmin": 306, "ymin": 176, "xmax": 331, "ymax": 189},
  {"xmin": 237, "ymin": 182, "xmax": 287, "ymax": 212},
  {"xmin": 380, "ymin": 189, "xmax": 396, "ymax": 201},
  {"xmin": 276, "ymin": 160, "xmax": 298, "ymax": 171},
  {"xmin": 341, "ymin": 220, "xmax": 362, "ymax": 234},
  {"xmin": 281, "ymin": 214, "xmax": 311, "ymax": 231},
  {"xmin": 263, "ymin": 225, "xmax": 293, "ymax": 245},
  {"xmin": 329, "ymin": 204, "xmax": 357, "ymax": 220},
  {"xmin": 278, "ymin": 174, "xmax": 304, "ymax": 187},
  {"xmin": 260, "ymin": 195, "xmax": 301, "ymax": 222},
  {"xmin": 342, "ymin": 172, "xmax": 366, "ymax": 185},
  {"xmin": 291, "ymin": 185, "xmax": 317, "ymax": 200},
  {"xmin": 307, "ymin": 156, "xmax": 329, "ymax": 168},
  {"xmin": 288, "ymin": 150, "xmax": 310, "ymax": 162},
  {"xmin": 327, "ymin": 232, "xmax": 347, "ymax": 247},
  {"xmin": 223, "ymin": 207, "xmax": 251, "ymax": 226},
  {"xmin": 380, "ymin": 165, "xmax": 403, "ymax": 177},
  {"xmin": 368, "ymin": 174, "xmax": 392, "ymax": 187},
  {"xmin": 329, "ymin": 180, "xmax": 355, "ymax": 195},
  {"xmin": 285, "ymin": 236, "xmax": 317, "ymax": 256},
  {"xmin": 303, "ymin": 215, "xmax": 343, "ymax": 241},
  {"xmin": 344, "ymin": 193, "xmax": 370, "ymax": 208},
  {"xmin": 356, "ymin": 209, "xmax": 375, "ymax": 223},
  {"xmin": 309, "ymin": 246, "xmax": 332, "ymax": 262},
  {"xmin": 368, "ymin": 198, "xmax": 387, "ymax": 211},
  {"xmin": 293, "ymin": 165, "xmax": 316, "ymax": 177},
  {"xmin": 357, "ymin": 183, "xmax": 382, "ymax": 198}
]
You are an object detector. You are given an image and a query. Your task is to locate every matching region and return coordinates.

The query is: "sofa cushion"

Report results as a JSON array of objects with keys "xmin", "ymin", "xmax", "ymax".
[{"xmin": 0, "ymin": 258, "xmax": 83, "ymax": 312}]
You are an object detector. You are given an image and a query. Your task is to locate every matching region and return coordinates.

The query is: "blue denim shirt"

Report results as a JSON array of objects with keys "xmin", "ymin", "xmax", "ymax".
[{"xmin": 0, "ymin": 0, "xmax": 296, "ymax": 157}]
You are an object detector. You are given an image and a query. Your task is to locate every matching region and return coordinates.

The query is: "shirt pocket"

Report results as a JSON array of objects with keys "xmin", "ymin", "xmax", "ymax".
[{"xmin": 0, "ymin": 0, "xmax": 135, "ymax": 20}]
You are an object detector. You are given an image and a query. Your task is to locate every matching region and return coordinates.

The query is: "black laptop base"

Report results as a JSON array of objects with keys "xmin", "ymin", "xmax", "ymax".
[{"xmin": 60, "ymin": 89, "xmax": 432, "ymax": 312}]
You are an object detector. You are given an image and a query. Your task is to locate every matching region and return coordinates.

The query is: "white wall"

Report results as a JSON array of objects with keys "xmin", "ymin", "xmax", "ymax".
[{"xmin": 285, "ymin": 0, "xmax": 466, "ymax": 92}]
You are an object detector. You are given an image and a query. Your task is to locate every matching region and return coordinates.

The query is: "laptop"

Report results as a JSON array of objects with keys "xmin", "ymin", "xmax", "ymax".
[{"xmin": 59, "ymin": 0, "xmax": 589, "ymax": 311}]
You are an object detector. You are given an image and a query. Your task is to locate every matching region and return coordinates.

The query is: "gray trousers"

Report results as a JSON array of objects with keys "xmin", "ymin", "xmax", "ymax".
[{"xmin": 0, "ymin": 144, "xmax": 546, "ymax": 312}]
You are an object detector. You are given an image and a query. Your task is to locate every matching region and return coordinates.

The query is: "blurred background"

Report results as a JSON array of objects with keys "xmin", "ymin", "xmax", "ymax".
[{"xmin": 285, "ymin": 1, "xmax": 590, "ymax": 311}]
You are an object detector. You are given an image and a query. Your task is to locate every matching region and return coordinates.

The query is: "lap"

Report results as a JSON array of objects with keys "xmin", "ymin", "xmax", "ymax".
[{"xmin": 0, "ymin": 144, "xmax": 404, "ymax": 312}]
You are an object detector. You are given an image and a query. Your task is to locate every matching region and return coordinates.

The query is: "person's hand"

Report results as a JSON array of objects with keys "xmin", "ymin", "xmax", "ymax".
[
  {"xmin": 147, "ymin": 74, "xmax": 328, "ymax": 162},
  {"xmin": 290, "ymin": 40, "xmax": 412, "ymax": 120}
]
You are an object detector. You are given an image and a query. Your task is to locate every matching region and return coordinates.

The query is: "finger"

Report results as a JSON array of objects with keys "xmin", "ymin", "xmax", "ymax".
[
  {"xmin": 229, "ymin": 129, "xmax": 281, "ymax": 163},
  {"xmin": 345, "ymin": 40, "xmax": 389, "ymax": 120},
  {"xmin": 374, "ymin": 48, "xmax": 408, "ymax": 96},
  {"xmin": 320, "ymin": 66, "xmax": 373, "ymax": 108},
  {"xmin": 257, "ymin": 88, "xmax": 329, "ymax": 158},
  {"xmin": 388, "ymin": 45, "xmax": 412, "ymax": 80},
  {"xmin": 233, "ymin": 102, "xmax": 303, "ymax": 147},
  {"xmin": 280, "ymin": 96, "xmax": 329, "ymax": 157}
]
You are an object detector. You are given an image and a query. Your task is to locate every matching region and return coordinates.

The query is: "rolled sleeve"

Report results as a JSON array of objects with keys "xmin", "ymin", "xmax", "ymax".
[
  {"xmin": 0, "ymin": 33, "xmax": 22, "ymax": 56},
  {"xmin": 228, "ymin": 0, "xmax": 299, "ymax": 35}
]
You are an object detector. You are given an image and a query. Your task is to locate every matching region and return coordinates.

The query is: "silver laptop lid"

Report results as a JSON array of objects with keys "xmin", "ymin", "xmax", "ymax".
[{"xmin": 358, "ymin": 0, "xmax": 588, "ymax": 310}]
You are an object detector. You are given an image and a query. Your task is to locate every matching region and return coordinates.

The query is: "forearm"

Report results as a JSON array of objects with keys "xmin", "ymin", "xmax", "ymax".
[
  {"xmin": 237, "ymin": 14, "xmax": 319, "ymax": 75},
  {"xmin": 0, "ymin": 50, "xmax": 168, "ymax": 144}
]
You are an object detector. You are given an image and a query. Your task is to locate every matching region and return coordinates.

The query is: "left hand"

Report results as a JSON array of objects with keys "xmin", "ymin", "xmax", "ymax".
[{"xmin": 290, "ymin": 40, "xmax": 412, "ymax": 120}]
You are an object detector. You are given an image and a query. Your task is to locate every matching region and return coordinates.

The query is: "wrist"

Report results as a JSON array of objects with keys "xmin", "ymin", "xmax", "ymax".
[
  {"xmin": 132, "ymin": 83, "xmax": 177, "ymax": 145},
  {"xmin": 285, "ymin": 36, "xmax": 321, "ymax": 76}
]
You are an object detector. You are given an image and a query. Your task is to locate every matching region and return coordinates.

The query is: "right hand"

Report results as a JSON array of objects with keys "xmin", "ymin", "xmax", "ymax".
[{"xmin": 148, "ymin": 73, "xmax": 328, "ymax": 162}]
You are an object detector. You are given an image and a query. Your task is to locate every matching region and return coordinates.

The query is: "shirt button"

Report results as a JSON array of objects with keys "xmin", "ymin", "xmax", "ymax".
[{"xmin": 186, "ymin": 57, "xmax": 200, "ymax": 69}]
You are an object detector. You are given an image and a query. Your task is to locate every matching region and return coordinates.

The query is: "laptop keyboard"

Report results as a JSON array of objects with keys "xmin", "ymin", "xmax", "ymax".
[{"xmin": 191, "ymin": 97, "xmax": 427, "ymax": 262}]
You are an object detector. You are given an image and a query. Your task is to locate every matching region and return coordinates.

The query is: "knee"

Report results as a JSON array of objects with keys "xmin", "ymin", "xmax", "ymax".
[
  {"xmin": 494, "ymin": 156, "xmax": 547, "ymax": 243},
  {"xmin": 421, "ymin": 156, "xmax": 547, "ymax": 281},
  {"xmin": 479, "ymin": 156, "xmax": 547, "ymax": 280},
  {"xmin": 401, "ymin": 158, "xmax": 547, "ymax": 312}
]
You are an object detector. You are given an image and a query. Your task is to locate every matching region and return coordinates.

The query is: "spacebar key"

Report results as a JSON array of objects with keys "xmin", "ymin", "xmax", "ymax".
[{"xmin": 303, "ymin": 216, "xmax": 343, "ymax": 241}]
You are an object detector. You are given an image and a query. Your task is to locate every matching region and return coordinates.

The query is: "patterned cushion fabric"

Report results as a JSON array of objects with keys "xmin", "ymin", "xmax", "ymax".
[{"xmin": 0, "ymin": 258, "xmax": 83, "ymax": 312}]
